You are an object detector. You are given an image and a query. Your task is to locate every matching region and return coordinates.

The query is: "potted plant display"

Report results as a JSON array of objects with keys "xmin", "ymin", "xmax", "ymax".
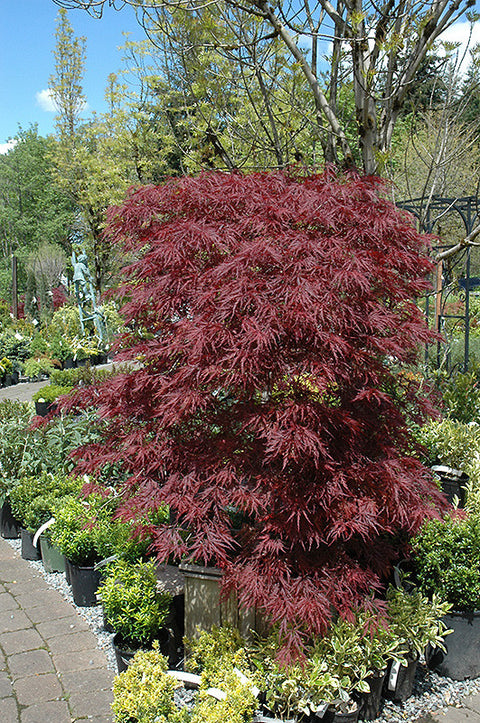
[
  {"xmin": 9, "ymin": 472, "xmax": 81, "ymax": 563},
  {"xmin": 112, "ymin": 642, "xmax": 190, "ymax": 723},
  {"xmin": 384, "ymin": 586, "xmax": 452, "ymax": 701},
  {"xmin": 49, "ymin": 495, "xmax": 112, "ymax": 606},
  {"xmin": 9, "ymin": 475, "xmax": 47, "ymax": 560},
  {"xmin": 184, "ymin": 626, "xmax": 261, "ymax": 723},
  {"xmin": 412, "ymin": 512, "xmax": 480, "ymax": 679},
  {"xmin": 32, "ymin": 383, "xmax": 73, "ymax": 416},
  {"xmin": 0, "ymin": 400, "xmax": 35, "ymax": 539},
  {"xmin": 97, "ymin": 559, "xmax": 173, "ymax": 673}
]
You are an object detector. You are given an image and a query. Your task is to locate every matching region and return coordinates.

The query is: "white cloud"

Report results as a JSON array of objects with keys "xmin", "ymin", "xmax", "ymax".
[
  {"xmin": 0, "ymin": 139, "xmax": 17, "ymax": 155},
  {"xmin": 36, "ymin": 88, "xmax": 57, "ymax": 112}
]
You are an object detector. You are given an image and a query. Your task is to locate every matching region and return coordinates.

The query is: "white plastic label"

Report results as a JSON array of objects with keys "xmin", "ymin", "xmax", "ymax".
[{"xmin": 388, "ymin": 660, "xmax": 401, "ymax": 691}]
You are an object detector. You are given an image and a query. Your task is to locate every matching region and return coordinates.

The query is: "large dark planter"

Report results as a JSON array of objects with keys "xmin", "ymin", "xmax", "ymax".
[
  {"xmin": 20, "ymin": 528, "xmax": 42, "ymax": 561},
  {"xmin": 384, "ymin": 657, "xmax": 418, "ymax": 703},
  {"xmin": 179, "ymin": 562, "xmax": 266, "ymax": 640},
  {"xmin": 426, "ymin": 611, "xmax": 480, "ymax": 680},
  {"xmin": 0, "ymin": 500, "xmax": 21, "ymax": 539},
  {"xmin": 358, "ymin": 670, "xmax": 386, "ymax": 720},
  {"xmin": 39, "ymin": 536, "xmax": 66, "ymax": 573},
  {"xmin": 64, "ymin": 557, "xmax": 72, "ymax": 586},
  {"xmin": 113, "ymin": 628, "xmax": 170, "ymax": 674},
  {"xmin": 68, "ymin": 560, "xmax": 101, "ymax": 606}
]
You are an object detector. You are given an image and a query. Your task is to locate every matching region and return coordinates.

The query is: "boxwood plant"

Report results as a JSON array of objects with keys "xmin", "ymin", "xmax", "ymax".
[
  {"xmin": 412, "ymin": 513, "xmax": 480, "ymax": 612},
  {"xmin": 97, "ymin": 560, "xmax": 172, "ymax": 649}
]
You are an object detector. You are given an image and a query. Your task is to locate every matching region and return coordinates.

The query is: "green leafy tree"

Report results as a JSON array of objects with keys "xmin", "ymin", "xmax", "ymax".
[
  {"xmin": 0, "ymin": 125, "xmax": 74, "ymax": 303},
  {"xmin": 52, "ymin": 0, "xmax": 480, "ymax": 175}
]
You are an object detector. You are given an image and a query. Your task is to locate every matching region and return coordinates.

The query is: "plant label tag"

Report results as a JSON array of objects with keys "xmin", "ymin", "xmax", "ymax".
[
  {"xmin": 315, "ymin": 702, "xmax": 330, "ymax": 718},
  {"xmin": 388, "ymin": 661, "xmax": 401, "ymax": 691},
  {"xmin": 206, "ymin": 687, "xmax": 227, "ymax": 701}
]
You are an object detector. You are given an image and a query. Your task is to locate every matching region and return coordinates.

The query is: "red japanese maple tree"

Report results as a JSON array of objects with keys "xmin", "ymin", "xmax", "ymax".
[{"xmin": 68, "ymin": 168, "xmax": 446, "ymax": 656}]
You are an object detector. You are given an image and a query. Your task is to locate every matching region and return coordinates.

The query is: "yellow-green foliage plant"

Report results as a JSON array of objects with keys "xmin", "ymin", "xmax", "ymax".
[
  {"xmin": 111, "ymin": 643, "xmax": 189, "ymax": 723},
  {"xmin": 185, "ymin": 626, "xmax": 259, "ymax": 723},
  {"xmin": 189, "ymin": 670, "xmax": 257, "ymax": 723}
]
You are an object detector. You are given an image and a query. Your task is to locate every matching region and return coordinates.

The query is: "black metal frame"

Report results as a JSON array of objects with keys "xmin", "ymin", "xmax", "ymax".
[{"xmin": 397, "ymin": 196, "xmax": 479, "ymax": 372}]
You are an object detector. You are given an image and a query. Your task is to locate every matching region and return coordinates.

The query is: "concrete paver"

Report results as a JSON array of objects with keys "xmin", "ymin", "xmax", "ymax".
[{"xmin": 0, "ymin": 537, "xmax": 114, "ymax": 722}]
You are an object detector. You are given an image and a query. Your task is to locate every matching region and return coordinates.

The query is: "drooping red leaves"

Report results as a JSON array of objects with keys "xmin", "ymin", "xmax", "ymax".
[{"xmin": 67, "ymin": 169, "xmax": 446, "ymax": 659}]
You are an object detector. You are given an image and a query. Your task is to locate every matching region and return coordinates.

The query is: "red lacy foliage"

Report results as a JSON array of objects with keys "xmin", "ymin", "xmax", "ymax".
[
  {"xmin": 52, "ymin": 286, "xmax": 68, "ymax": 311},
  {"xmin": 63, "ymin": 168, "xmax": 447, "ymax": 659}
]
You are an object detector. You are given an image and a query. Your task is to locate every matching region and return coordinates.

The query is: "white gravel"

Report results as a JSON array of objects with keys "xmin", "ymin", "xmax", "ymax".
[{"xmin": 7, "ymin": 537, "xmax": 480, "ymax": 722}]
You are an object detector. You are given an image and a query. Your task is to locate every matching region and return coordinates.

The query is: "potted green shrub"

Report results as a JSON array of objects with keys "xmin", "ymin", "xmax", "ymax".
[
  {"xmin": 9, "ymin": 481, "xmax": 42, "ymax": 561},
  {"xmin": 112, "ymin": 642, "xmax": 190, "ymax": 723},
  {"xmin": 384, "ymin": 585, "xmax": 452, "ymax": 701},
  {"xmin": 9, "ymin": 472, "xmax": 83, "ymax": 563},
  {"xmin": 32, "ymin": 383, "xmax": 73, "ymax": 416},
  {"xmin": 184, "ymin": 626, "xmax": 260, "ymax": 723},
  {"xmin": 412, "ymin": 512, "xmax": 480, "ymax": 679},
  {"xmin": 23, "ymin": 356, "xmax": 57, "ymax": 381},
  {"xmin": 0, "ymin": 400, "xmax": 35, "ymax": 539},
  {"xmin": 50, "ymin": 495, "xmax": 114, "ymax": 606},
  {"xmin": 97, "ymin": 559, "xmax": 172, "ymax": 673}
]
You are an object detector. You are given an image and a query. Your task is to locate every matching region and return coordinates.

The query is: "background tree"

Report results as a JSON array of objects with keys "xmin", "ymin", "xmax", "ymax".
[
  {"xmin": 64, "ymin": 169, "xmax": 446, "ymax": 657},
  {"xmin": 52, "ymin": 0, "xmax": 479, "ymax": 175},
  {"xmin": 0, "ymin": 125, "xmax": 75, "ymax": 303},
  {"xmin": 50, "ymin": 9, "xmax": 142, "ymax": 293}
]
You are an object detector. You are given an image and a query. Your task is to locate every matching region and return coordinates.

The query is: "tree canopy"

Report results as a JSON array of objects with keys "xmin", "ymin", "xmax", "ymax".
[
  {"xmin": 52, "ymin": 0, "xmax": 479, "ymax": 174},
  {"xmin": 63, "ymin": 169, "xmax": 446, "ymax": 657}
]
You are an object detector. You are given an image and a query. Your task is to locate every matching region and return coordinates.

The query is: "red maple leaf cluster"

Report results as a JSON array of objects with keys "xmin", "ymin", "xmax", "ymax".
[{"xmin": 66, "ymin": 168, "xmax": 446, "ymax": 658}]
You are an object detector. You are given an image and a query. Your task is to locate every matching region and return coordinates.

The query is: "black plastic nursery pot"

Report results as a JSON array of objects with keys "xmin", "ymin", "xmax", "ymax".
[
  {"xmin": 431, "ymin": 465, "xmax": 467, "ymax": 508},
  {"xmin": 358, "ymin": 670, "xmax": 386, "ymax": 720},
  {"xmin": 20, "ymin": 528, "xmax": 41, "ymax": 561},
  {"xmin": 113, "ymin": 628, "xmax": 171, "ymax": 674},
  {"xmin": 64, "ymin": 557, "xmax": 71, "ymax": 585},
  {"xmin": 67, "ymin": 560, "xmax": 101, "ymax": 607},
  {"xmin": 322, "ymin": 705, "xmax": 360, "ymax": 723},
  {"xmin": 0, "ymin": 499, "xmax": 20, "ymax": 539},
  {"xmin": 384, "ymin": 657, "xmax": 418, "ymax": 703},
  {"xmin": 426, "ymin": 611, "xmax": 480, "ymax": 680},
  {"xmin": 34, "ymin": 401, "xmax": 57, "ymax": 417}
]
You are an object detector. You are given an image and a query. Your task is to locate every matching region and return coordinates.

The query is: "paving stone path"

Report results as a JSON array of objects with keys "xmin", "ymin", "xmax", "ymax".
[{"xmin": 0, "ymin": 538, "xmax": 114, "ymax": 723}]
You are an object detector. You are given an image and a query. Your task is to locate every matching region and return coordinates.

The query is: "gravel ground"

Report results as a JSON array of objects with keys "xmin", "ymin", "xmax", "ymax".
[{"xmin": 7, "ymin": 537, "xmax": 479, "ymax": 722}]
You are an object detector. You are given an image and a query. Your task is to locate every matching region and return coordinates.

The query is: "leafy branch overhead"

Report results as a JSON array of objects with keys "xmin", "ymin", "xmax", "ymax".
[
  {"xmin": 61, "ymin": 169, "xmax": 447, "ymax": 658},
  {"xmin": 52, "ymin": 0, "xmax": 479, "ymax": 174}
]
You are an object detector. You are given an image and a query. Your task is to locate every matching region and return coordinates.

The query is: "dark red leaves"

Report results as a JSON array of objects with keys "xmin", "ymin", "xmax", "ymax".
[{"xmin": 68, "ymin": 168, "xmax": 446, "ymax": 660}]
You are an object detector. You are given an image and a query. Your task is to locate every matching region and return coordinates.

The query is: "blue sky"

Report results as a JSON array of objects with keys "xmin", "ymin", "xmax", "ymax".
[
  {"xmin": 0, "ymin": 1, "xmax": 478, "ymax": 153},
  {"xmin": 0, "ymin": 0, "xmax": 142, "ymax": 149}
]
